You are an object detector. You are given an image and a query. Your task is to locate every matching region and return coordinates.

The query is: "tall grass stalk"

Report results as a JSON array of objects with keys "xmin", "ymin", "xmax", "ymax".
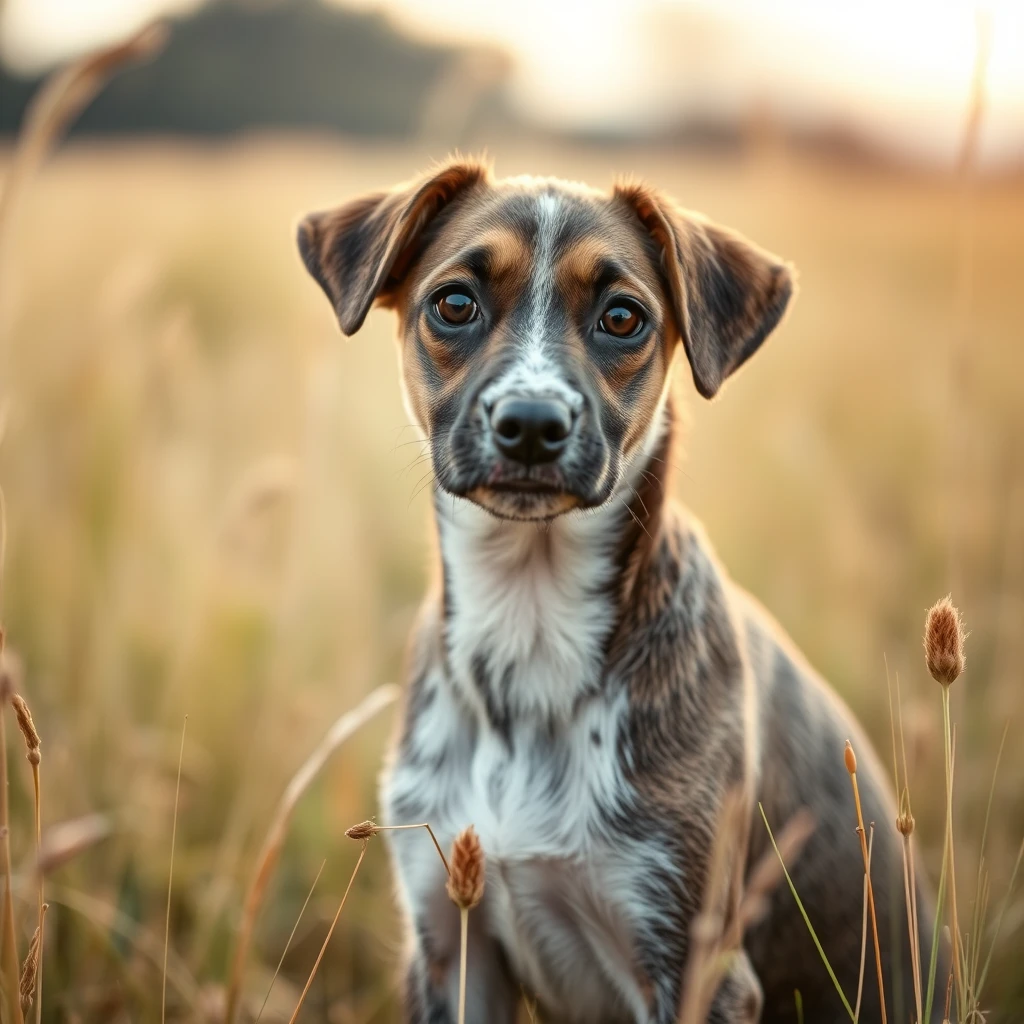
[
  {"xmin": 162, "ymin": 716, "xmax": 188, "ymax": 1024},
  {"xmin": 255, "ymin": 859, "xmax": 326, "ymax": 1024},
  {"xmin": 286, "ymin": 841, "xmax": 369, "ymax": 1024},
  {"xmin": 941, "ymin": 689, "xmax": 963, "ymax": 1009},
  {"xmin": 0, "ymin": 491, "xmax": 23, "ymax": 1023},
  {"xmin": 845, "ymin": 742, "xmax": 886, "ymax": 1024}
]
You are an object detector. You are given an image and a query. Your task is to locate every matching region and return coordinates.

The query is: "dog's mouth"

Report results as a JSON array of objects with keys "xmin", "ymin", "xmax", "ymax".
[{"xmin": 487, "ymin": 479, "xmax": 563, "ymax": 494}]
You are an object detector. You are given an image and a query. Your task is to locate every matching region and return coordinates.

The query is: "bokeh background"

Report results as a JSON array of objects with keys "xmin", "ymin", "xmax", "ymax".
[{"xmin": 1, "ymin": 0, "xmax": 1023, "ymax": 1020}]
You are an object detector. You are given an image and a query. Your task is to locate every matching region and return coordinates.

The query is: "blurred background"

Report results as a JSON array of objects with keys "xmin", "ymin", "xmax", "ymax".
[{"xmin": 0, "ymin": 0, "xmax": 1022, "ymax": 1020}]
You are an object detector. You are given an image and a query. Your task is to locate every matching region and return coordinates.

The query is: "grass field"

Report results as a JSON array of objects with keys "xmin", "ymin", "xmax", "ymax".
[{"xmin": 0, "ymin": 136, "xmax": 1022, "ymax": 1021}]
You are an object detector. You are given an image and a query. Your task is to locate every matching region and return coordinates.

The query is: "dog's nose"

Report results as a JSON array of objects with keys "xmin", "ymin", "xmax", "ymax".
[{"xmin": 490, "ymin": 397, "xmax": 574, "ymax": 465}]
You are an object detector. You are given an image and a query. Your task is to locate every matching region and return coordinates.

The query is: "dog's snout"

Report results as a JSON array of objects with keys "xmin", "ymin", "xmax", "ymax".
[{"xmin": 491, "ymin": 397, "xmax": 574, "ymax": 465}]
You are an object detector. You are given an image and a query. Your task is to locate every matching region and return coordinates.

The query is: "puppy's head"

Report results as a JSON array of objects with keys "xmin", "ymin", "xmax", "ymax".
[{"xmin": 298, "ymin": 159, "xmax": 793, "ymax": 521}]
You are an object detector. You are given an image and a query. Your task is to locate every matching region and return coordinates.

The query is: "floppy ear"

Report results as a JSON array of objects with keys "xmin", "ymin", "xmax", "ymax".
[
  {"xmin": 614, "ymin": 183, "xmax": 795, "ymax": 398},
  {"xmin": 297, "ymin": 159, "xmax": 489, "ymax": 336}
]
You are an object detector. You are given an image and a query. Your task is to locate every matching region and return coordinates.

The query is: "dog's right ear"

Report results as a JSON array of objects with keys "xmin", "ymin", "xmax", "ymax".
[{"xmin": 297, "ymin": 159, "xmax": 489, "ymax": 336}]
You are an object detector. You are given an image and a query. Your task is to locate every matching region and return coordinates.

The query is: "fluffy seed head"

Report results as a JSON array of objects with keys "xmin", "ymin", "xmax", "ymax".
[
  {"xmin": 924, "ymin": 596, "xmax": 966, "ymax": 687},
  {"xmin": 844, "ymin": 740, "xmax": 857, "ymax": 776},
  {"xmin": 345, "ymin": 820, "xmax": 380, "ymax": 841},
  {"xmin": 446, "ymin": 826, "xmax": 485, "ymax": 911}
]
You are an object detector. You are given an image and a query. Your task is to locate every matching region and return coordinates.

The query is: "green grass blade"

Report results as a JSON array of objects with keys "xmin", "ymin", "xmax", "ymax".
[
  {"xmin": 759, "ymin": 804, "xmax": 855, "ymax": 1021},
  {"xmin": 795, "ymin": 989, "xmax": 804, "ymax": 1024}
]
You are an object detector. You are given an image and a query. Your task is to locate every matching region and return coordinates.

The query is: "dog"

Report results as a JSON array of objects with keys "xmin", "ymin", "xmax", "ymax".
[{"xmin": 298, "ymin": 159, "xmax": 938, "ymax": 1023}]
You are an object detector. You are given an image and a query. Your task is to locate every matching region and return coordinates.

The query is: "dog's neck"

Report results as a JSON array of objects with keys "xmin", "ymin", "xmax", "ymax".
[{"xmin": 432, "ymin": 405, "xmax": 673, "ymax": 728}]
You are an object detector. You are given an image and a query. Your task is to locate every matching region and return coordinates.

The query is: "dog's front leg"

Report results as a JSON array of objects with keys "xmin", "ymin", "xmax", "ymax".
[{"xmin": 402, "ymin": 905, "xmax": 519, "ymax": 1024}]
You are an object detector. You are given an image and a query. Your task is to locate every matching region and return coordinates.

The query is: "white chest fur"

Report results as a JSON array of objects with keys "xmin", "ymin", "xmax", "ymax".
[
  {"xmin": 381, "ymin": 498, "xmax": 680, "ymax": 1022},
  {"xmin": 437, "ymin": 499, "xmax": 621, "ymax": 723},
  {"xmin": 383, "ymin": 679, "xmax": 677, "ymax": 1021}
]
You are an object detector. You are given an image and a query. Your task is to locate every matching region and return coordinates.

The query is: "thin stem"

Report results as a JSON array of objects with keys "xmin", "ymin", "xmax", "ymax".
[
  {"xmin": 901, "ymin": 834, "xmax": 923, "ymax": 1024},
  {"xmin": 941, "ymin": 690, "xmax": 963, "ymax": 1007},
  {"xmin": 924, "ymin": 814, "xmax": 950, "ymax": 1024},
  {"xmin": 162, "ymin": 716, "xmax": 188, "ymax": 1024},
  {"xmin": 288, "ymin": 841, "xmax": 368, "ymax": 1024},
  {"xmin": 457, "ymin": 906, "xmax": 469, "ymax": 1024},
  {"xmin": 0, "ymin": 699, "xmax": 24, "ymax": 1024},
  {"xmin": 255, "ymin": 859, "xmax": 326, "ymax": 1023},
  {"xmin": 850, "ymin": 769, "xmax": 887, "ymax": 1024},
  {"xmin": 32, "ymin": 759, "xmax": 43, "ymax": 1024},
  {"xmin": 854, "ymin": 826, "xmax": 874, "ymax": 1022}
]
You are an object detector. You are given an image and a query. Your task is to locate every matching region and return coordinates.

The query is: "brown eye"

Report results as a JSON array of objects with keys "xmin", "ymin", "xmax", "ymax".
[
  {"xmin": 435, "ymin": 291, "xmax": 477, "ymax": 326},
  {"xmin": 599, "ymin": 303, "xmax": 643, "ymax": 338}
]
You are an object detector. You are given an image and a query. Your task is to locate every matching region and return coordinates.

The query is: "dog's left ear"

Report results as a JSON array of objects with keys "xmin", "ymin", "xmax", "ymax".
[
  {"xmin": 615, "ymin": 183, "xmax": 795, "ymax": 399},
  {"xmin": 298, "ymin": 159, "xmax": 489, "ymax": 336}
]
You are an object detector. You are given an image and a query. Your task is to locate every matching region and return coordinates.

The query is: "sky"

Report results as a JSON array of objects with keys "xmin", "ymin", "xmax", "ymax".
[{"xmin": 2, "ymin": 0, "xmax": 1023, "ymax": 166}]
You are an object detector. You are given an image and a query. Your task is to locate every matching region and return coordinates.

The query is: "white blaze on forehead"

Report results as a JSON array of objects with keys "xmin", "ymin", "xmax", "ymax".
[{"xmin": 480, "ymin": 192, "xmax": 583, "ymax": 410}]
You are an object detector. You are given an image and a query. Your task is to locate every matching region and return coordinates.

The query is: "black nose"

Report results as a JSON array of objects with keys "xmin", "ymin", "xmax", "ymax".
[{"xmin": 490, "ymin": 397, "xmax": 574, "ymax": 465}]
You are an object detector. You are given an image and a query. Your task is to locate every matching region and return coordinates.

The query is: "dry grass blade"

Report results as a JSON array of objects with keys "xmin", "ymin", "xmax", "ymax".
[
  {"xmin": 854, "ymin": 826, "xmax": 874, "ymax": 1023},
  {"xmin": 678, "ymin": 788, "xmax": 746, "ymax": 1024},
  {"xmin": 0, "ymin": 21, "xmax": 168, "ymax": 264},
  {"xmin": 287, "ymin": 841, "xmax": 370, "ymax": 1024},
  {"xmin": 163, "ymin": 716, "xmax": 188, "ymax": 1024},
  {"xmin": 36, "ymin": 813, "xmax": 112, "ymax": 876},
  {"xmin": 845, "ymin": 741, "xmax": 886, "ymax": 1024},
  {"xmin": 224, "ymin": 684, "xmax": 399, "ymax": 1024},
  {"xmin": 679, "ymin": 792, "xmax": 813, "ymax": 1024},
  {"xmin": 255, "ymin": 859, "xmax": 326, "ymax": 1024}
]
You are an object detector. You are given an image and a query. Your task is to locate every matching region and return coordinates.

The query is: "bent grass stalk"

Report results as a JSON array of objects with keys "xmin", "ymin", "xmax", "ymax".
[{"xmin": 759, "ymin": 804, "xmax": 855, "ymax": 1022}]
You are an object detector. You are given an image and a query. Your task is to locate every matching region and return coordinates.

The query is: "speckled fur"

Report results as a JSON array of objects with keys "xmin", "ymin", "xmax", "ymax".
[{"xmin": 298, "ymin": 159, "xmax": 942, "ymax": 1023}]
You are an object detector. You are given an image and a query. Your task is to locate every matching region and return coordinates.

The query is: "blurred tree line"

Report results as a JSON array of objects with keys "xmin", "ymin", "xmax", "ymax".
[{"xmin": 0, "ymin": 0, "xmax": 512, "ymax": 138}]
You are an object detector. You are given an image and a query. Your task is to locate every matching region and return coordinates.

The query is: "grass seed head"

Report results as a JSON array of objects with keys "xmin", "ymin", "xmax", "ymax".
[
  {"xmin": 10, "ymin": 692, "xmax": 41, "ymax": 763},
  {"xmin": 924, "ymin": 596, "xmax": 966, "ymax": 687},
  {"xmin": 345, "ymin": 820, "xmax": 380, "ymax": 841},
  {"xmin": 447, "ymin": 826, "xmax": 484, "ymax": 911},
  {"xmin": 19, "ymin": 903, "xmax": 48, "ymax": 1011}
]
